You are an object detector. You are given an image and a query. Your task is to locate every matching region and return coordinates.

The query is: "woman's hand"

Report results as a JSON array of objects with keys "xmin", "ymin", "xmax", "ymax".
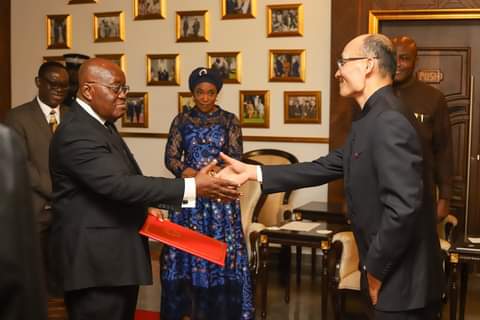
[{"xmin": 181, "ymin": 167, "xmax": 198, "ymax": 178}]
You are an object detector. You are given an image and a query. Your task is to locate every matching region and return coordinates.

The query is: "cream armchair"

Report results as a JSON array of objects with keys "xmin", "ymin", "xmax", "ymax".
[
  {"xmin": 242, "ymin": 149, "xmax": 299, "ymax": 227},
  {"xmin": 329, "ymin": 231, "xmax": 361, "ymax": 320}
]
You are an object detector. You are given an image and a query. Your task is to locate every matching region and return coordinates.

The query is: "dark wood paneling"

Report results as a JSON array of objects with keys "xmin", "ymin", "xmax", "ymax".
[{"xmin": 0, "ymin": 0, "xmax": 11, "ymax": 121}]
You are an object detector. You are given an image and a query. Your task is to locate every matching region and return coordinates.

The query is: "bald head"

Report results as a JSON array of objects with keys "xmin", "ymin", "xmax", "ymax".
[
  {"xmin": 391, "ymin": 36, "xmax": 417, "ymax": 84},
  {"xmin": 78, "ymin": 58, "xmax": 127, "ymax": 122},
  {"xmin": 335, "ymin": 33, "xmax": 396, "ymax": 107},
  {"xmin": 78, "ymin": 58, "xmax": 123, "ymax": 90}
]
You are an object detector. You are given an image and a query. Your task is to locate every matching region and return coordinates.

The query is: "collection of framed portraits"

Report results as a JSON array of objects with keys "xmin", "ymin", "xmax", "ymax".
[{"xmin": 48, "ymin": 0, "xmax": 317, "ymax": 129}]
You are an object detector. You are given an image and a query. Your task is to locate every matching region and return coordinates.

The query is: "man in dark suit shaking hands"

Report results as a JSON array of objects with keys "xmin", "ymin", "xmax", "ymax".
[
  {"xmin": 219, "ymin": 34, "xmax": 443, "ymax": 319},
  {"xmin": 49, "ymin": 58, "xmax": 239, "ymax": 320}
]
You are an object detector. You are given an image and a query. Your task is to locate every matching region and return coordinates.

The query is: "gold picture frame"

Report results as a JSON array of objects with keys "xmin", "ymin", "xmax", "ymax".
[
  {"xmin": 68, "ymin": 0, "xmax": 96, "ymax": 3},
  {"xmin": 269, "ymin": 49, "xmax": 305, "ymax": 82},
  {"xmin": 122, "ymin": 92, "xmax": 149, "ymax": 128},
  {"xmin": 176, "ymin": 10, "xmax": 209, "ymax": 42},
  {"xmin": 178, "ymin": 92, "xmax": 195, "ymax": 113},
  {"xmin": 222, "ymin": 0, "xmax": 256, "ymax": 19},
  {"xmin": 267, "ymin": 4, "xmax": 303, "ymax": 37},
  {"xmin": 46, "ymin": 14, "xmax": 71, "ymax": 49},
  {"xmin": 133, "ymin": 0, "xmax": 166, "ymax": 20},
  {"xmin": 207, "ymin": 52, "xmax": 241, "ymax": 84},
  {"xmin": 43, "ymin": 56, "xmax": 65, "ymax": 65},
  {"xmin": 146, "ymin": 54, "xmax": 180, "ymax": 86},
  {"xmin": 239, "ymin": 90, "xmax": 270, "ymax": 128},
  {"xmin": 95, "ymin": 54, "xmax": 126, "ymax": 72},
  {"xmin": 284, "ymin": 91, "xmax": 321, "ymax": 124},
  {"xmin": 94, "ymin": 11, "xmax": 125, "ymax": 42}
]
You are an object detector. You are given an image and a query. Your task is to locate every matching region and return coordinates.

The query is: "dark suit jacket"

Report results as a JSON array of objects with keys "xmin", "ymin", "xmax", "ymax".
[
  {"xmin": 49, "ymin": 101, "xmax": 185, "ymax": 291},
  {"xmin": 5, "ymin": 98, "xmax": 68, "ymax": 229},
  {"xmin": 262, "ymin": 86, "xmax": 443, "ymax": 311},
  {"xmin": 394, "ymin": 78, "xmax": 453, "ymax": 200},
  {"xmin": 0, "ymin": 125, "xmax": 47, "ymax": 320}
]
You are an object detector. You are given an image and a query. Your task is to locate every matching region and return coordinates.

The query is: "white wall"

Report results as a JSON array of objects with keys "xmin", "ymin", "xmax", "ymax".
[{"xmin": 11, "ymin": 0, "xmax": 332, "ymax": 208}]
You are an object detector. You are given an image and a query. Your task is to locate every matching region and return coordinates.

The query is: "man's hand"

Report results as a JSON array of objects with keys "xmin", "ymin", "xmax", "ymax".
[
  {"xmin": 217, "ymin": 152, "xmax": 257, "ymax": 186},
  {"xmin": 367, "ymin": 271, "xmax": 382, "ymax": 306},
  {"xmin": 195, "ymin": 160, "xmax": 240, "ymax": 202},
  {"xmin": 436, "ymin": 198, "xmax": 450, "ymax": 221},
  {"xmin": 148, "ymin": 207, "xmax": 167, "ymax": 221}
]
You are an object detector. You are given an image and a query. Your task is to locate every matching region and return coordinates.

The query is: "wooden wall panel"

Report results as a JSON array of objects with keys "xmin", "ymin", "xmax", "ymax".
[{"xmin": 0, "ymin": 0, "xmax": 11, "ymax": 121}]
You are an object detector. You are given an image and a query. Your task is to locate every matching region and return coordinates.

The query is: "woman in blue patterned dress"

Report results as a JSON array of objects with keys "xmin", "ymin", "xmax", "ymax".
[{"xmin": 161, "ymin": 67, "xmax": 254, "ymax": 320}]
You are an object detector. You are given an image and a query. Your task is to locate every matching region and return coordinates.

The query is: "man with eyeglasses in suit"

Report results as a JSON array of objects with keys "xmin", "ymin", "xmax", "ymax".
[
  {"xmin": 5, "ymin": 61, "xmax": 70, "ymax": 297},
  {"xmin": 219, "ymin": 33, "xmax": 444, "ymax": 319},
  {"xmin": 49, "ymin": 58, "xmax": 240, "ymax": 320}
]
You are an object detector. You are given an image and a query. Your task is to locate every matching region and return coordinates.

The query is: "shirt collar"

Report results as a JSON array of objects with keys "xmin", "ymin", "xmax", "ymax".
[
  {"xmin": 36, "ymin": 96, "xmax": 60, "ymax": 121},
  {"xmin": 76, "ymin": 97, "xmax": 108, "ymax": 125}
]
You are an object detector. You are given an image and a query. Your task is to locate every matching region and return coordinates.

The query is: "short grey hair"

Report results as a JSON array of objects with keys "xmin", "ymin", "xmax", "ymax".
[{"xmin": 361, "ymin": 34, "xmax": 396, "ymax": 79}]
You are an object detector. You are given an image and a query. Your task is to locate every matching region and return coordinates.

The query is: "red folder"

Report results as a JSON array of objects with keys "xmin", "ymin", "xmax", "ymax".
[{"xmin": 139, "ymin": 214, "xmax": 227, "ymax": 267}]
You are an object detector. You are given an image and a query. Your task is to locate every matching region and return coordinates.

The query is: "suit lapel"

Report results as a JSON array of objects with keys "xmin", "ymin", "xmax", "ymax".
[
  {"xmin": 74, "ymin": 103, "xmax": 142, "ymax": 175},
  {"xmin": 30, "ymin": 99, "xmax": 53, "ymax": 139}
]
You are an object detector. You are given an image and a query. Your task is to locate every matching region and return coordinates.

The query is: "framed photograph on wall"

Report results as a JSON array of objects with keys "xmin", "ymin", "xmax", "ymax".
[
  {"xmin": 133, "ymin": 0, "xmax": 166, "ymax": 20},
  {"xmin": 239, "ymin": 90, "xmax": 269, "ymax": 128},
  {"xmin": 284, "ymin": 91, "xmax": 321, "ymax": 124},
  {"xmin": 269, "ymin": 49, "xmax": 305, "ymax": 82},
  {"xmin": 176, "ymin": 11, "xmax": 209, "ymax": 42},
  {"xmin": 207, "ymin": 52, "xmax": 241, "ymax": 84},
  {"xmin": 221, "ymin": 0, "xmax": 256, "ymax": 19},
  {"xmin": 178, "ymin": 92, "xmax": 195, "ymax": 113},
  {"xmin": 267, "ymin": 4, "xmax": 303, "ymax": 37},
  {"xmin": 46, "ymin": 14, "xmax": 71, "ymax": 49},
  {"xmin": 95, "ymin": 54, "xmax": 126, "ymax": 72},
  {"xmin": 122, "ymin": 92, "xmax": 148, "ymax": 128},
  {"xmin": 68, "ymin": 0, "xmax": 96, "ymax": 3},
  {"xmin": 43, "ymin": 56, "xmax": 65, "ymax": 65},
  {"xmin": 94, "ymin": 11, "xmax": 125, "ymax": 42},
  {"xmin": 147, "ymin": 54, "xmax": 179, "ymax": 85}
]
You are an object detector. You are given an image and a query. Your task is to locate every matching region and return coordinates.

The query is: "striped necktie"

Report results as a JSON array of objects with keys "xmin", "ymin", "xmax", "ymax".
[{"xmin": 49, "ymin": 109, "xmax": 58, "ymax": 133}]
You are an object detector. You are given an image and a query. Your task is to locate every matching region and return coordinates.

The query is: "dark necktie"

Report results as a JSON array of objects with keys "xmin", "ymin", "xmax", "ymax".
[{"xmin": 104, "ymin": 121, "xmax": 140, "ymax": 173}]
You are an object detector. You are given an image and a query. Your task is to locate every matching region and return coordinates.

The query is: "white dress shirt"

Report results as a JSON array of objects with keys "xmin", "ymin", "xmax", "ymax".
[{"xmin": 37, "ymin": 96, "xmax": 60, "ymax": 124}]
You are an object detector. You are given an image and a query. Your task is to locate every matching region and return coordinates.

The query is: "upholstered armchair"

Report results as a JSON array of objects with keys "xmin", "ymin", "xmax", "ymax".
[
  {"xmin": 242, "ymin": 149, "xmax": 299, "ymax": 226},
  {"xmin": 328, "ymin": 231, "xmax": 361, "ymax": 320},
  {"xmin": 239, "ymin": 158, "xmax": 267, "ymax": 278}
]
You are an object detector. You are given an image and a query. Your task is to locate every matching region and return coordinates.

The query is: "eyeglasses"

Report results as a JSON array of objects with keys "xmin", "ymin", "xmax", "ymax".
[
  {"xmin": 39, "ymin": 77, "xmax": 69, "ymax": 91},
  {"xmin": 336, "ymin": 56, "xmax": 378, "ymax": 68},
  {"xmin": 87, "ymin": 82, "xmax": 130, "ymax": 95}
]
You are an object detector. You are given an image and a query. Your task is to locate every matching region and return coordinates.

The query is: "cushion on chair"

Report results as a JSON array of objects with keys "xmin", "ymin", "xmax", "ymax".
[
  {"xmin": 338, "ymin": 270, "xmax": 361, "ymax": 290},
  {"xmin": 439, "ymin": 238, "xmax": 451, "ymax": 252},
  {"xmin": 332, "ymin": 231, "xmax": 360, "ymax": 291},
  {"xmin": 239, "ymin": 180, "xmax": 262, "ymax": 236}
]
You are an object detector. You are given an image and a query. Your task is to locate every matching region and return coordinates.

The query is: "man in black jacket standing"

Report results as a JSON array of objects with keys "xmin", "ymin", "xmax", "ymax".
[
  {"xmin": 50, "ymin": 58, "xmax": 239, "ymax": 320},
  {"xmin": 219, "ymin": 33, "xmax": 443, "ymax": 319},
  {"xmin": 0, "ymin": 124, "xmax": 47, "ymax": 320}
]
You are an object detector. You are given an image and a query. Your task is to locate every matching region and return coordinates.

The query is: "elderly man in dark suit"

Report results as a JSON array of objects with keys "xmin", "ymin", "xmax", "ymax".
[
  {"xmin": 0, "ymin": 124, "xmax": 47, "ymax": 320},
  {"xmin": 5, "ymin": 61, "xmax": 69, "ymax": 296},
  {"xmin": 49, "ymin": 58, "xmax": 239, "ymax": 320},
  {"xmin": 219, "ymin": 33, "xmax": 444, "ymax": 319}
]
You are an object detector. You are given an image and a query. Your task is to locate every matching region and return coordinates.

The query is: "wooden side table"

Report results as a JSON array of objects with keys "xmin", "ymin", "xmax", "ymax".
[
  {"xmin": 448, "ymin": 241, "xmax": 480, "ymax": 320},
  {"xmin": 257, "ymin": 224, "xmax": 333, "ymax": 319}
]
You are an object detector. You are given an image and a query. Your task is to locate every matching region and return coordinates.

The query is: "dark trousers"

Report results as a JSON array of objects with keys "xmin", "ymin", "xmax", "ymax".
[
  {"xmin": 371, "ymin": 302, "xmax": 441, "ymax": 320},
  {"xmin": 64, "ymin": 285, "xmax": 139, "ymax": 320}
]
